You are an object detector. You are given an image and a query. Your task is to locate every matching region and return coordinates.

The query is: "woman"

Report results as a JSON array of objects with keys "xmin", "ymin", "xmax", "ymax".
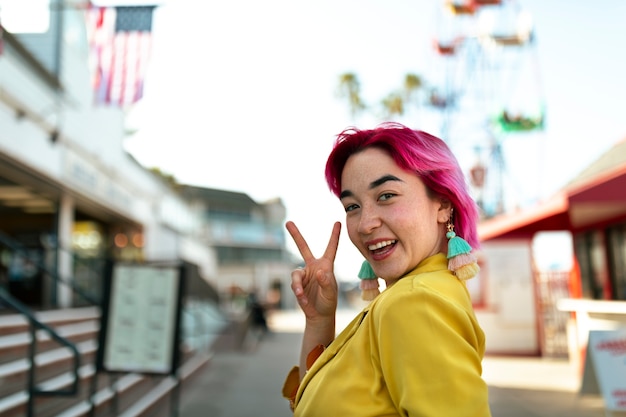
[{"xmin": 282, "ymin": 122, "xmax": 491, "ymax": 416}]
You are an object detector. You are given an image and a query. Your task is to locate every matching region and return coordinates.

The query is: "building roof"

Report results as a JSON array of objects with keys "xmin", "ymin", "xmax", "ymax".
[
  {"xmin": 180, "ymin": 185, "xmax": 257, "ymax": 210},
  {"xmin": 478, "ymin": 136, "xmax": 626, "ymax": 242},
  {"xmin": 566, "ymin": 137, "xmax": 626, "ymax": 190}
]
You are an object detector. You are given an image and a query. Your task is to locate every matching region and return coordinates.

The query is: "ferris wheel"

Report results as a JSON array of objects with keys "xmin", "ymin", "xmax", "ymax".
[{"xmin": 426, "ymin": 0, "xmax": 545, "ymax": 217}]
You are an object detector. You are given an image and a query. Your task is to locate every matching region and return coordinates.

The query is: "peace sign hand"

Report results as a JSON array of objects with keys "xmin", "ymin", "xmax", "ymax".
[{"xmin": 285, "ymin": 221, "xmax": 341, "ymax": 320}]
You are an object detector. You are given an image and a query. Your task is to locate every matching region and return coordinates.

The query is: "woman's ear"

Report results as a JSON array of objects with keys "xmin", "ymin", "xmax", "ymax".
[{"xmin": 437, "ymin": 199, "xmax": 452, "ymax": 223}]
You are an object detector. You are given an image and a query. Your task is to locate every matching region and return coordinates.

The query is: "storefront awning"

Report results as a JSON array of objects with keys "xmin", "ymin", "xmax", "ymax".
[{"xmin": 479, "ymin": 139, "xmax": 626, "ymax": 242}]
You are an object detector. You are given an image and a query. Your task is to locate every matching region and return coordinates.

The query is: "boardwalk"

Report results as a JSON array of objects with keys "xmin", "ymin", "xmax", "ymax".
[{"xmin": 176, "ymin": 309, "xmax": 609, "ymax": 417}]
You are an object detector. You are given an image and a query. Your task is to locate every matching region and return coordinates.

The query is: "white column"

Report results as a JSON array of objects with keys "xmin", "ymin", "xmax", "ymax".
[{"xmin": 57, "ymin": 193, "xmax": 74, "ymax": 308}]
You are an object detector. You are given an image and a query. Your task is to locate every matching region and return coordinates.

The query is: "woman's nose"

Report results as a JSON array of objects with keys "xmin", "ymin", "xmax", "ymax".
[{"xmin": 357, "ymin": 204, "xmax": 381, "ymax": 234}]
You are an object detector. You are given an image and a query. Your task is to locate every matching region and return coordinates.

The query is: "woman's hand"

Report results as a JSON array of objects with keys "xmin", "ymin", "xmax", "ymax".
[{"xmin": 285, "ymin": 221, "xmax": 341, "ymax": 321}]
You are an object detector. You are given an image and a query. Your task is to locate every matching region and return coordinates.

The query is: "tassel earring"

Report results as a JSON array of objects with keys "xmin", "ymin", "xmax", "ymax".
[
  {"xmin": 358, "ymin": 260, "xmax": 380, "ymax": 301},
  {"xmin": 446, "ymin": 209, "xmax": 480, "ymax": 280}
]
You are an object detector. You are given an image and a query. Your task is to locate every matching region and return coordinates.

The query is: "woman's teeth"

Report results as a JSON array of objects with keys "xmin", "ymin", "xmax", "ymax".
[{"xmin": 368, "ymin": 240, "xmax": 396, "ymax": 251}]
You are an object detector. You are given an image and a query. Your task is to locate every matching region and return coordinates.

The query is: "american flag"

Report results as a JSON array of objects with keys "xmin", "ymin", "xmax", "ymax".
[{"xmin": 87, "ymin": 5, "xmax": 155, "ymax": 106}]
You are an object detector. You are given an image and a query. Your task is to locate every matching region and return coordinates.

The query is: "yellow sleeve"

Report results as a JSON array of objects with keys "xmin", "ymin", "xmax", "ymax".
[
  {"xmin": 373, "ymin": 279, "xmax": 491, "ymax": 417},
  {"xmin": 281, "ymin": 344, "xmax": 326, "ymax": 412}
]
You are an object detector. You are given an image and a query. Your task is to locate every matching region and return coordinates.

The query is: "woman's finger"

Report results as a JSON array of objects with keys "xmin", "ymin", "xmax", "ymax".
[
  {"xmin": 290, "ymin": 268, "xmax": 306, "ymax": 299},
  {"xmin": 322, "ymin": 222, "xmax": 341, "ymax": 262},
  {"xmin": 285, "ymin": 221, "xmax": 314, "ymax": 262}
]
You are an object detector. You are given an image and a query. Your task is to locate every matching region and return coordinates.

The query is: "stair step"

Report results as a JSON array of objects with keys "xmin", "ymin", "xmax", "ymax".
[
  {"xmin": 0, "ymin": 339, "xmax": 96, "ymax": 380},
  {"xmin": 0, "ymin": 307, "xmax": 100, "ymax": 337},
  {"xmin": 0, "ymin": 320, "xmax": 99, "ymax": 365},
  {"xmin": 56, "ymin": 352, "xmax": 212, "ymax": 417},
  {"xmin": 0, "ymin": 303, "xmax": 226, "ymax": 416},
  {"xmin": 0, "ymin": 339, "xmax": 97, "ymax": 401},
  {"xmin": 0, "ymin": 361, "xmax": 153, "ymax": 417}
]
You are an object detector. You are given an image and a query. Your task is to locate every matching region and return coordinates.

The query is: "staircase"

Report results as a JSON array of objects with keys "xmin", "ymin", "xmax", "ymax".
[
  {"xmin": 0, "ymin": 231, "xmax": 229, "ymax": 416},
  {"xmin": 0, "ymin": 302, "xmax": 228, "ymax": 417}
]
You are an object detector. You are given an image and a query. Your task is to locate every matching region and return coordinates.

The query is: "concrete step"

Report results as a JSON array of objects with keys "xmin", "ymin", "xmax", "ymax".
[
  {"xmin": 0, "ymin": 339, "xmax": 97, "ymax": 398},
  {"xmin": 0, "ymin": 304, "xmax": 226, "ymax": 416},
  {"xmin": 0, "ymin": 320, "xmax": 99, "ymax": 365},
  {"xmin": 1, "ymin": 350, "xmax": 212, "ymax": 417},
  {"xmin": 0, "ymin": 344, "xmax": 208, "ymax": 416},
  {"xmin": 0, "ymin": 307, "xmax": 100, "ymax": 337}
]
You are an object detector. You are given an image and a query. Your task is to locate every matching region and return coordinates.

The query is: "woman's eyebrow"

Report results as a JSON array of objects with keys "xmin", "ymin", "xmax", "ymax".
[
  {"xmin": 370, "ymin": 174, "xmax": 403, "ymax": 189},
  {"xmin": 340, "ymin": 175, "xmax": 403, "ymax": 200}
]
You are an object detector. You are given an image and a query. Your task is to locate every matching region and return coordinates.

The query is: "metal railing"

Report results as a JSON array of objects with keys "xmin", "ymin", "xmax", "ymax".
[
  {"xmin": 0, "ymin": 231, "xmax": 99, "ymax": 306},
  {"xmin": 0, "ymin": 231, "xmax": 96, "ymax": 417},
  {"xmin": 0, "ymin": 230, "xmax": 226, "ymax": 416},
  {"xmin": 0, "ymin": 287, "xmax": 81, "ymax": 416}
]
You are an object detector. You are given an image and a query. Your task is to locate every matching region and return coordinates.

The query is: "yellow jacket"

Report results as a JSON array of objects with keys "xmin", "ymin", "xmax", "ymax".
[{"xmin": 288, "ymin": 253, "xmax": 491, "ymax": 416}]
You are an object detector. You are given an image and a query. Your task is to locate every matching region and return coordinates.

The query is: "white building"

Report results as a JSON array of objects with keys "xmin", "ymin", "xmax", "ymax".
[{"xmin": 0, "ymin": 3, "xmax": 294, "ymax": 311}]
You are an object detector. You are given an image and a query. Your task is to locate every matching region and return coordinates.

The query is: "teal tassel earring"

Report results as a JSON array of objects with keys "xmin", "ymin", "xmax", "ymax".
[
  {"xmin": 358, "ymin": 260, "xmax": 380, "ymax": 301},
  {"xmin": 446, "ymin": 209, "xmax": 479, "ymax": 280}
]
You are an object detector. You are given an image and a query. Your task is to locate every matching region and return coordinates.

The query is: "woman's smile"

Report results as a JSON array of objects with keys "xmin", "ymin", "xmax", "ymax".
[{"xmin": 368, "ymin": 239, "xmax": 397, "ymax": 260}]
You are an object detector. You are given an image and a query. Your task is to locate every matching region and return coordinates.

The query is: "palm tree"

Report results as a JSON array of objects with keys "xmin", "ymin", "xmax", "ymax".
[
  {"xmin": 402, "ymin": 73, "xmax": 423, "ymax": 106},
  {"xmin": 337, "ymin": 72, "xmax": 366, "ymax": 119},
  {"xmin": 381, "ymin": 92, "xmax": 404, "ymax": 118},
  {"xmin": 379, "ymin": 73, "xmax": 424, "ymax": 120},
  {"xmin": 338, "ymin": 72, "xmax": 425, "ymax": 121}
]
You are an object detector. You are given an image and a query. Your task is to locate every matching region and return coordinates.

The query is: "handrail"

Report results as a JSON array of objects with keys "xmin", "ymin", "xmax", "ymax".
[
  {"xmin": 0, "ymin": 230, "xmax": 99, "ymax": 305},
  {"xmin": 0, "ymin": 231, "xmax": 220, "ymax": 416},
  {"xmin": 0, "ymin": 287, "xmax": 81, "ymax": 417},
  {"xmin": 0, "ymin": 230, "xmax": 95, "ymax": 416}
]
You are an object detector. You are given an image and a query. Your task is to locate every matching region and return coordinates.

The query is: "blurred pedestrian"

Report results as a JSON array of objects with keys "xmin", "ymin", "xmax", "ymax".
[
  {"xmin": 247, "ymin": 291, "xmax": 269, "ymax": 336},
  {"xmin": 282, "ymin": 122, "xmax": 491, "ymax": 416}
]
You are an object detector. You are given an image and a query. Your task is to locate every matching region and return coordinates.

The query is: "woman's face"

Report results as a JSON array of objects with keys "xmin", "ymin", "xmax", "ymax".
[{"xmin": 340, "ymin": 147, "xmax": 450, "ymax": 285}]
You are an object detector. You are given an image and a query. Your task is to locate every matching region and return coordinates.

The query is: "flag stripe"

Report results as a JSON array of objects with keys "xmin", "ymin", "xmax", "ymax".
[{"xmin": 87, "ymin": 5, "xmax": 154, "ymax": 107}]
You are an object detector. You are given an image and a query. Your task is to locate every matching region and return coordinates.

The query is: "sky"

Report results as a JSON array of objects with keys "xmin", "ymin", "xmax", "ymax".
[{"xmin": 121, "ymin": 0, "xmax": 626, "ymax": 280}]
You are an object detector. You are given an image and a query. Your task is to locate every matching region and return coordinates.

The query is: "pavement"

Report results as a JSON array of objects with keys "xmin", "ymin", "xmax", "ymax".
[{"xmin": 174, "ymin": 309, "xmax": 615, "ymax": 417}]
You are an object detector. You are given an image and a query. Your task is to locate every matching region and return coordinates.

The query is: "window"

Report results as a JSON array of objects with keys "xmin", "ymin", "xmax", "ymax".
[
  {"xmin": 574, "ymin": 231, "xmax": 608, "ymax": 300},
  {"xmin": 607, "ymin": 224, "xmax": 626, "ymax": 301}
]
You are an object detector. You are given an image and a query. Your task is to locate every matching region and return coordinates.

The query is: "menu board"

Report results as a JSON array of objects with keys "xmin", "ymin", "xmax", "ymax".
[
  {"xmin": 97, "ymin": 263, "xmax": 183, "ymax": 375},
  {"xmin": 581, "ymin": 329, "xmax": 626, "ymax": 412}
]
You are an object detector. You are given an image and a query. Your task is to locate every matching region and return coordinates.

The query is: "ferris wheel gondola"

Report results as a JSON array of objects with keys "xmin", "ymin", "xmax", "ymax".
[{"xmin": 428, "ymin": 0, "xmax": 546, "ymax": 217}]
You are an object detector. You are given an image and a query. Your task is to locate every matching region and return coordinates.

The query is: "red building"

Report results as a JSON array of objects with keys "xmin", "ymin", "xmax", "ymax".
[{"xmin": 478, "ymin": 137, "xmax": 626, "ymax": 364}]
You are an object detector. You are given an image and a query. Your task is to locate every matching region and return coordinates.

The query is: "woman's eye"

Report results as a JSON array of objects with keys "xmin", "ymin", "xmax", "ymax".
[
  {"xmin": 345, "ymin": 203, "xmax": 359, "ymax": 212},
  {"xmin": 379, "ymin": 193, "xmax": 395, "ymax": 202}
]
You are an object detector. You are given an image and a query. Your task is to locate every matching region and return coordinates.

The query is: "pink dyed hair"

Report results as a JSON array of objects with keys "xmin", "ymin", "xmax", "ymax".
[{"xmin": 325, "ymin": 122, "xmax": 480, "ymax": 249}]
